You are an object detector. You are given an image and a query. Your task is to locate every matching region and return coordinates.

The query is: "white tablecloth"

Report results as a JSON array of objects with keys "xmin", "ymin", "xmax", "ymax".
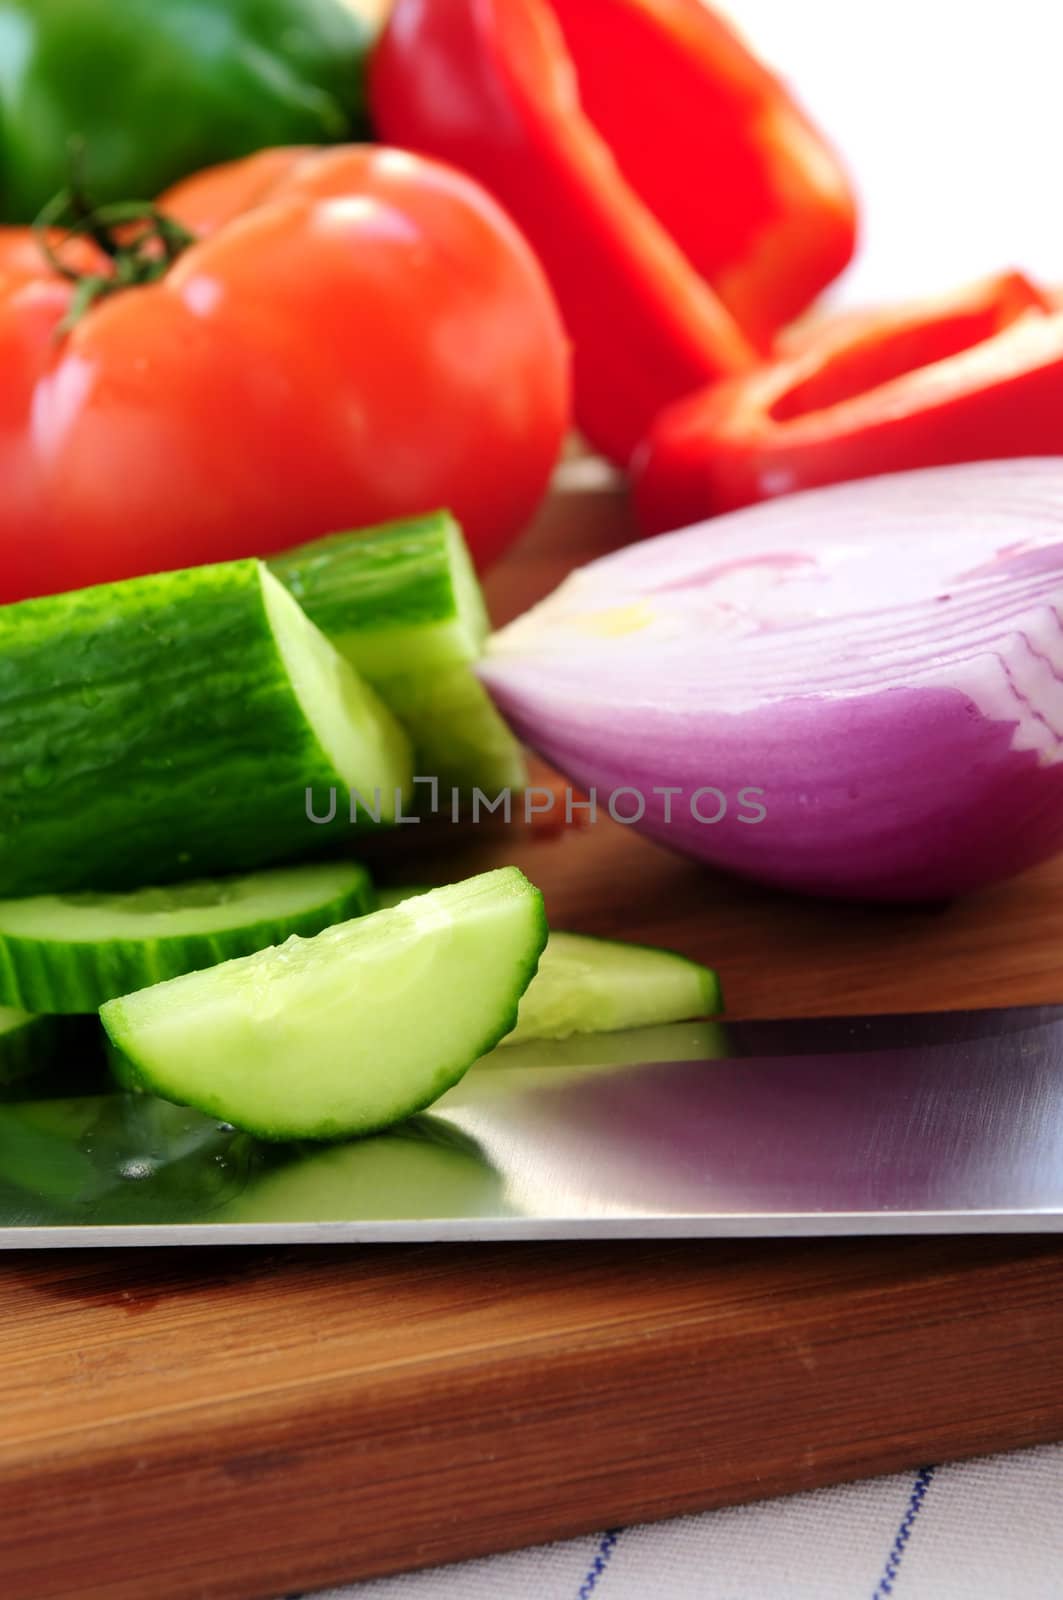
[{"xmin": 304, "ymin": 1444, "xmax": 1063, "ymax": 1599}]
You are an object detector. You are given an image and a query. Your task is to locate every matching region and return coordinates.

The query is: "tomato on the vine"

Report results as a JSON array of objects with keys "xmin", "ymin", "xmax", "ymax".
[{"xmin": 0, "ymin": 145, "xmax": 571, "ymax": 602}]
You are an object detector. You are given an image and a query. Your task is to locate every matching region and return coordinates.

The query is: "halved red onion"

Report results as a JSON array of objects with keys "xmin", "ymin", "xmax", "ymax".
[{"xmin": 480, "ymin": 459, "xmax": 1063, "ymax": 901}]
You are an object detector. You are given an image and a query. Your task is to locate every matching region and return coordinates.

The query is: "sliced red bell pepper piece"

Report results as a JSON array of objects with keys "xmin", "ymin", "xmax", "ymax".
[
  {"xmin": 371, "ymin": 0, "xmax": 856, "ymax": 464},
  {"xmin": 633, "ymin": 271, "xmax": 1059, "ymax": 531}
]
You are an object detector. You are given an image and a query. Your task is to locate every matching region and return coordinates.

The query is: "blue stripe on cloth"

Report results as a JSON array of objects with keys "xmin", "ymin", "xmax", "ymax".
[
  {"xmin": 576, "ymin": 1529, "xmax": 624, "ymax": 1598},
  {"xmin": 871, "ymin": 1466, "xmax": 937, "ymax": 1598}
]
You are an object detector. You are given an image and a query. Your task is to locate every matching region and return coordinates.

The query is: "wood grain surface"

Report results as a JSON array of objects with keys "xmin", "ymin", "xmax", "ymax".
[{"xmin": 5, "ymin": 472, "xmax": 1063, "ymax": 1600}]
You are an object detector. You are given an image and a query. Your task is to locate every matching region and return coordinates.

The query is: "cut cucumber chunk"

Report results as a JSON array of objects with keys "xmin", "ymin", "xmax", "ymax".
[
  {"xmin": 381, "ymin": 664, "xmax": 528, "ymax": 797},
  {"xmin": 505, "ymin": 932, "xmax": 721, "ymax": 1043},
  {"xmin": 376, "ymin": 889, "xmax": 721, "ymax": 1044},
  {"xmin": 374, "ymin": 885, "xmax": 432, "ymax": 909},
  {"xmin": 272, "ymin": 515, "xmax": 525, "ymax": 796},
  {"xmin": 0, "ymin": 559, "xmax": 412, "ymax": 896},
  {"xmin": 0, "ymin": 861, "xmax": 374, "ymax": 1014},
  {"xmin": 101, "ymin": 868, "xmax": 548, "ymax": 1140},
  {"xmin": 269, "ymin": 512, "xmax": 489, "ymax": 675}
]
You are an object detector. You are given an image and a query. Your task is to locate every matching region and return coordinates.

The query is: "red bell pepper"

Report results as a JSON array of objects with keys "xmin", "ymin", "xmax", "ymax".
[
  {"xmin": 633, "ymin": 271, "xmax": 1060, "ymax": 532},
  {"xmin": 371, "ymin": 0, "xmax": 857, "ymax": 465}
]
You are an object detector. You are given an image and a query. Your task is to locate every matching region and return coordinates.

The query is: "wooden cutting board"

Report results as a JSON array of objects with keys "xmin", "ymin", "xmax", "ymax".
[{"xmin": 5, "ymin": 472, "xmax": 1063, "ymax": 1600}]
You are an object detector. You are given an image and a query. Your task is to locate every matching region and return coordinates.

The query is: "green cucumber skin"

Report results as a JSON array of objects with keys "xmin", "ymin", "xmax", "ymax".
[
  {"xmin": 0, "ymin": 871, "xmax": 375, "ymax": 1014},
  {"xmin": 269, "ymin": 512, "xmax": 487, "ymax": 674},
  {"xmin": 271, "ymin": 516, "xmax": 525, "ymax": 794},
  {"xmin": 0, "ymin": 561, "xmax": 393, "ymax": 897}
]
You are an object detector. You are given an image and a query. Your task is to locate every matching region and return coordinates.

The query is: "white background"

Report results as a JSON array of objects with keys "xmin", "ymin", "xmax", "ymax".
[{"xmin": 720, "ymin": 0, "xmax": 1063, "ymax": 305}]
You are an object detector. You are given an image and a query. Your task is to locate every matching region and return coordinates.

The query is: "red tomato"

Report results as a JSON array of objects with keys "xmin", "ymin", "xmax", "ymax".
[{"xmin": 0, "ymin": 146, "xmax": 570, "ymax": 601}]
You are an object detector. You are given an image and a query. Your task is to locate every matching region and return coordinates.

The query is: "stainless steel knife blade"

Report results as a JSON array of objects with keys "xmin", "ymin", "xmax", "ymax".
[{"xmin": 2, "ymin": 1005, "xmax": 1062, "ymax": 1246}]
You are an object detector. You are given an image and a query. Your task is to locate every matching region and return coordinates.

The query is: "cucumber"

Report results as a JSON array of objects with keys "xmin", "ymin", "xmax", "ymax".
[
  {"xmin": 380, "ymin": 665, "xmax": 528, "ymax": 796},
  {"xmin": 487, "ymin": 1019, "xmax": 731, "ymax": 1070},
  {"xmin": 269, "ymin": 512, "xmax": 489, "ymax": 675},
  {"xmin": 0, "ymin": 560, "xmax": 412, "ymax": 897},
  {"xmin": 0, "ymin": 861, "xmax": 374, "ymax": 1014},
  {"xmin": 374, "ymin": 885, "xmax": 433, "ymax": 908},
  {"xmin": 504, "ymin": 932, "xmax": 721, "ymax": 1043},
  {"xmin": 101, "ymin": 867, "xmax": 548, "ymax": 1140},
  {"xmin": 375, "ymin": 888, "xmax": 721, "ymax": 1043},
  {"xmin": 271, "ymin": 515, "xmax": 526, "ymax": 795}
]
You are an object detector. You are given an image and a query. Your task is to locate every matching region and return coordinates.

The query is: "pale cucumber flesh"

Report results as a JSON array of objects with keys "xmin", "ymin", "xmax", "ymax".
[
  {"xmin": 260, "ymin": 568, "xmax": 412, "ymax": 820},
  {"xmin": 375, "ymin": 888, "xmax": 721, "ymax": 1043},
  {"xmin": 381, "ymin": 665, "xmax": 527, "ymax": 797},
  {"xmin": 271, "ymin": 516, "xmax": 524, "ymax": 796},
  {"xmin": 486, "ymin": 1019, "xmax": 731, "ymax": 1071},
  {"xmin": 0, "ymin": 861, "xmax": 374, "ymax": 1014},
  {"xmin": 505, "ymin": 931, "xmax": 721, "ymax": 1043},
  {"xmin": 374, "ymin": 886, "xmax": 433, "ymax": 909},
  {"xmin": 101, "ymin": 868, "xmax": 548, "ymax": 1140}
]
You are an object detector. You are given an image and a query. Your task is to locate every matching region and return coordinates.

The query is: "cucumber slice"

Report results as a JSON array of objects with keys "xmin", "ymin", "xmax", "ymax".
[
  {"xmin": 271, "ymin": 515, "xmax": 525, "ymax": 796},
  {"xmin": 0, "ymin": 861, "xmax": 374, "ymax": 1014},
  {"xmin": 0, "ymin": 560, "xmax": 412, "ymax": 896},
  {"xmin": 101, "ymin": 867, "xmax": 548, "ymax": 1140},
  {"xmin": 505, "ymin": 932, "xmax": 721, "ymax": 1043},
  {"xmin": 486, "ymin": 1019, "xmax": 731, "ymax": 1070},
  {"xmin": 376, "ymin": 889, "xmax": 721, "ymax": 1044}
]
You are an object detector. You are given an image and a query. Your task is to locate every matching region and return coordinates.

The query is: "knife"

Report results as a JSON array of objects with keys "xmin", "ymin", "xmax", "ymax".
[{"xmin": 2, "ymin": 1004, "xmax": 1062, "ymax": 1246}]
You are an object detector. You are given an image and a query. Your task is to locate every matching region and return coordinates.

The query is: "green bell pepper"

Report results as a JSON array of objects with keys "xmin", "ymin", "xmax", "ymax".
[{"xmin": 0, "ymin": 0, "xmax": 377, "ymax": 222}]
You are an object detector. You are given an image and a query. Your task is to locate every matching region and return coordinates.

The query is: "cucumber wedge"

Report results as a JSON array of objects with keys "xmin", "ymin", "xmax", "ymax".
[
  {"xmin": 504, "ymin": 932, "xmax": 721, "ymax": 1044},
  {"xmin": 375, "ymin": 888, "xmax": 721, "ymax": 1044},
  {"xmin": 0, "ymin": 560, "xmax": 412, "ymax": 896},
  {"xmin": 272, "ymin": 515, "xmax": 526, "ymax": 795},
  {"xmin": 101, "ymin": 868, "xmax": 548, "ymax": 1140},
  {"xmin": 380, "ymin": 664, "xmax": 528, "ymax": 797},
  {"xmin": 487, "ymin": 1020, "xmax": 731, "ymax": 1070},
  {"xmin": 0, "ymin": 861, "xmax": 374, "ymax": 1014}
]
